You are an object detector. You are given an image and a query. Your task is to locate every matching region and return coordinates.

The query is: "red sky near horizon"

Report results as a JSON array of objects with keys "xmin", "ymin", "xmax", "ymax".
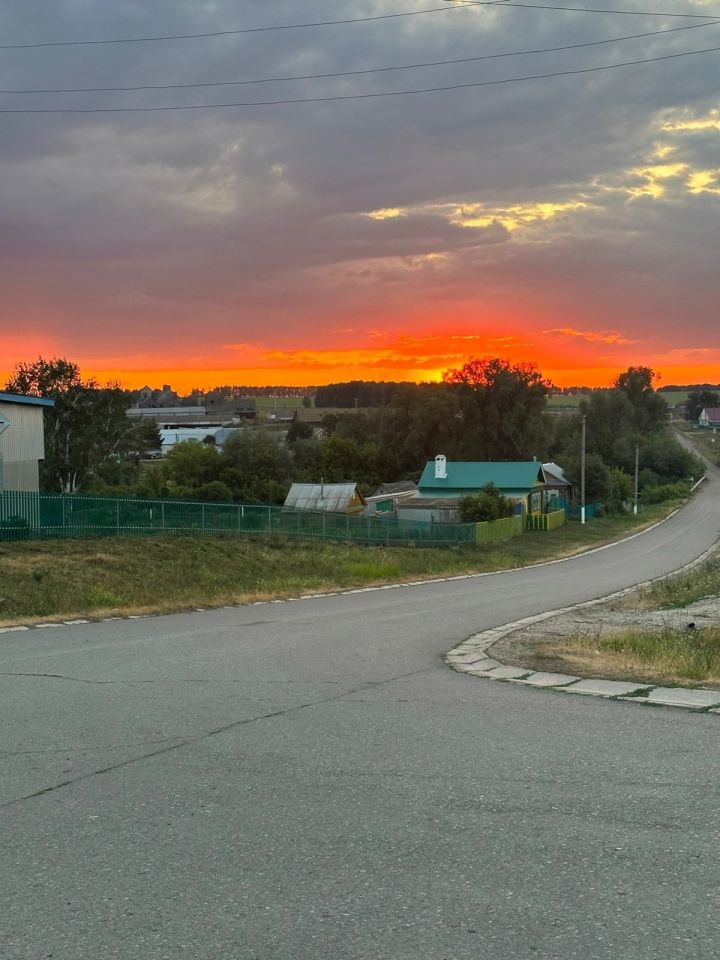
[{"xmin": 1, "ymin": 3, "xmax": 718, "ymax": 394}]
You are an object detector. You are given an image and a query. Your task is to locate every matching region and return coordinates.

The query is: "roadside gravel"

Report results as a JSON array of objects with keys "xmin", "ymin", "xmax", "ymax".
[{"xmin": 489, "ymin": 592, "xmax": 720, "ymax": 690}]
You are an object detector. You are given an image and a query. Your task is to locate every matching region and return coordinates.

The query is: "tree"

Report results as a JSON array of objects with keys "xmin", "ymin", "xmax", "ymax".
[
  {"xmin": 443, "ymin": 358, "xmax": 551, "ymax": 460},
  {"xmin": 606, "ymin": 467, "xmax": 634, "ymax": 513},
  {"xmin": 163, "ymin": 442, "xmax": 221, "ymax": 489},
  {"xmin": 221, "ymin": 430, "xmax": 292, "ymax": 502},
  {"xmin": 5, "ymin": 357, "xmax": 139, "ymax": 493},
  {"xmin": 612, "ymin": 365, "xmax": 667, "ymax": 432},
  {"xmin": 286, "ymin": 419, "xmax": 314, "ymax": 443},
  {"xmin": 562, "ymin": 452, "xmax": 611, "ymax": 504}
]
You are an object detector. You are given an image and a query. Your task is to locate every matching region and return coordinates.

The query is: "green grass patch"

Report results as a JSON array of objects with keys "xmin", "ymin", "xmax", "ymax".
[
  {"xmin": 0, "ymin": 500, "xmax": 685, "ymax": 624},
  {"xmin": 571, "ymin": 623, "xmax": 720, "ymax": 686},
  {"xmin": 631, "ymin": 552, "xmax": 720, "ymax": 609}
]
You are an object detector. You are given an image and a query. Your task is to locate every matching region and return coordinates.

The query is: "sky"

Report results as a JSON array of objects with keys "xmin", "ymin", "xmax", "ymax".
[{"xmin": 1, "ymin": 0, "xmax": 719, "ymax": 391}]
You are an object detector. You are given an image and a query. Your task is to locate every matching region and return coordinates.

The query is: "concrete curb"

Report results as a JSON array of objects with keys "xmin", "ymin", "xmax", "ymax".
[{"xmin": 445, "ymin": 542, "xmax": 720, "ymax": 714}]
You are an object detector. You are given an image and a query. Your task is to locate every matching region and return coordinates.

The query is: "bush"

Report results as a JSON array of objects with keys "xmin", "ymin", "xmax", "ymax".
[
  {"xmin": 606, "ymin": 467, "xmax": 633, "ymax": 513},
  {"xmin": 458, "ymin": 484, "xmax": 515, "ymax": 523},
  {"xmin": 0, "ymin": 515, "xmax": 30, "ymax": 541},
  {"xmin": 562, "ymin": 452, "xmax": 611, "ymax": 504},
  {"xmin": 196, "ymin": 481, "xmax": 234, "ymax": 502},
  {"xmin": 641, "ymin": 481, "xmax": 691, "ymax": 504}
]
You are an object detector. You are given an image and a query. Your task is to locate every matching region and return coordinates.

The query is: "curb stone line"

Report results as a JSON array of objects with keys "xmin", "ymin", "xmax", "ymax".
[{"xmin": 444, "ymin": 541, "xmax": 720, "ymax": 714}]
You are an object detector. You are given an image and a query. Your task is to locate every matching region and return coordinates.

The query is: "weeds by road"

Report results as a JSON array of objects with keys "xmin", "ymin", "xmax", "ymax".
[
  {"xmin": 495, "ymin": 550, "xmax": 720, "ymax": 688},
  {"xmin": 628, "ymin": 551, "xmax": 720, "ymax": 610}
]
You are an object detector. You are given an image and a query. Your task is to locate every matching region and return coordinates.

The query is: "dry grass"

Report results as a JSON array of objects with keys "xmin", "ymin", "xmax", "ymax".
[
  {"xmin": 517, "ymin": 623, "xmax": 720, "ymax": 689},
  {"xmin": 0, "ymin": 536, "xmax": 501, "ymax": 625}
]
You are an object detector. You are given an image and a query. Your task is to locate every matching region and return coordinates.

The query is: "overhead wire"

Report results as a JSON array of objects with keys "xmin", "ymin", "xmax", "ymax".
[
  {"xmin": 0, "ymin": 2, "xmax": 717, "ymax": 50},
  {"xmin": 0, "ymin": 4, "xmax": 505, "ymax": 50},
  {"xmin": 1, "ymin": 43, "xmax": 718, "ymax": 113},
  {"xmin": 1, "ymin": 20, "xmax": 717, "ymax": 94},
  {"xmin": 451, "ymin": 1, "xmax": 719, "ymax": 17}
]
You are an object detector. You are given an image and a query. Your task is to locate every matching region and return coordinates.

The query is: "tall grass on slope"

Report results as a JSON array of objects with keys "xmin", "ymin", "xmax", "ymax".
[{"xmin": 635, "ymin": 552, "xmax": 720, "ymax": 609}]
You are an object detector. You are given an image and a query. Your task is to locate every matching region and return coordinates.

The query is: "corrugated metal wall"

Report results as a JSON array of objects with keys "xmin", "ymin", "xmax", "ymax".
[{"xmin": 0, "ymin": 402, "xmax": 46, "ymax": 492}]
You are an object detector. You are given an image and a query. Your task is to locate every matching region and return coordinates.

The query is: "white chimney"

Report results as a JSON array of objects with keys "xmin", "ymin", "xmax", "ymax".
[{"xmin": 434, "ymin": 454, "xmax": 447, "ymax": 479}]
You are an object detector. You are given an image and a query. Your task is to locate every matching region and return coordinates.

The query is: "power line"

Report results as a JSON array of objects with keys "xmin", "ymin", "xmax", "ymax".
[
  {"xmin": 0, "ymin": 2, "xmax": 715, "ymax": 50},
  {"xmin": 456, "ymin": 1, "xmax": 719, "ymax": 16},
  {"xmin": 0, "ymin": 4, "xmax": 492, "ymax": 50},
  {"xmin": 1, "ymin": 43, "xmax": 717, "ymax": 113},
  {"xmin": 2, "ymin": 20, "xmax": 716, "ymax": 94}
]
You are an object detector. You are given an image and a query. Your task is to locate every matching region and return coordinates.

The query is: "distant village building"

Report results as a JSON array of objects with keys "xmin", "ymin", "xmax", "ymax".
[
  {"xmin": 128, "ymin": 406, "xmax": 210, "ymax": 423},
  {"xmin": 158, "ymin": 424, "xmax": 244, "ymax": 455},
  {"xmin": 396, "ymin": 497, "xmax": 462, "ymax": 525},
  {"xmin": 364, "ymin": 481, "xmax": 419, "ymax": 516},
  {"xmin": 416, "ymin": 458, "xmax": 559, "ymax": 515},
  {"xmin": 137, "ymin": 384, "xmax": 182, "ymax": 409},
  {"xmin": 541, "ymin": 462, "xmax": 572, "ymax": 506},
  {"xmin": 284, "ymin": 483, "xmax": 366, "ymax": 514},
  {"xmin": 204, "ymin": 391, "xmax": 257, "ymax": 419},
  {"xmin": 266, "ymin": 407, "xmax": 296, "ymax": 423},
  {"xmin": 698, "ymin": 407, "xmax": 720, "ymax": 429},
  {"xmin": 129, "ymin": 387, "xmax": 256, "ymax": 423},
  {"xmin": 129, "ymin": 383, "xmax": 202, "ymax": 422},
  {"xmin": 0, "ymin": 392, "xmax": 54, "ymax": 492}
]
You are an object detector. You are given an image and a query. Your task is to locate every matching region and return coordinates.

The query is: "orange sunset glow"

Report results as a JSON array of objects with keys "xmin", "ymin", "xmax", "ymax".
[{"xmin": 3, "ymin": 332, "xmax": 718, "ymax": 394}]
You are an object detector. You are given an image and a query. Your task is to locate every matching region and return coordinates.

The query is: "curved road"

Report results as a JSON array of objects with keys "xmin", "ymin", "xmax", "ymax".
[{"xmin": 2, "ymin": 459, "xmax": 720, "ymax": 959}]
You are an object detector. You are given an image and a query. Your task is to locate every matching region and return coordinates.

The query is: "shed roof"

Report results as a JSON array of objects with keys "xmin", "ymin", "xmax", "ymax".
[
  {"xmin": 373, "ymin": 480, "xmax": 418, "ymax": 496},
  {"xmin": 419, "ymin": 460, "xmax": 544, "ymax": 493},
  {"xmin": 541, "ymin": 462, "xmax": 571, "ymax": 486},
  {"xmin": 0, "ymin": 392, "xmax": 54, "ymax": 408},
  {"xmin": 700, "ymin": 407, "xmax": 720, "ymax": 420},
  {"xmin": 284, "ymin": 482, "xmax": 365, "ymax": 513}
]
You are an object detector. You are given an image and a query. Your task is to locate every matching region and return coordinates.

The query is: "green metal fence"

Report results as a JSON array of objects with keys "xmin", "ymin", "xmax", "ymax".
[{"xmin": 0, "ymin": 491, "xmax": 476, "ymax": 547}]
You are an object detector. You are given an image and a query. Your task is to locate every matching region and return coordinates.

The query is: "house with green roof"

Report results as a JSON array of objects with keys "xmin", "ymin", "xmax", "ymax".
[{"xmin": 417, "ymin": 456, "xmax": 553, "ymax": 515}]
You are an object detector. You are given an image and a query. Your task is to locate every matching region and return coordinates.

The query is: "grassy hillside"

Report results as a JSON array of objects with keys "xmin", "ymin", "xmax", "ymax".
[{"xmin": 0, "ymin": 502, "xmax": 683, "ymax": 624}]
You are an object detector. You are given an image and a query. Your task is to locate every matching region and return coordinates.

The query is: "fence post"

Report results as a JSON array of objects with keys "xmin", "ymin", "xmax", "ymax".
[
  {"xmin": 267, "ymin": 506, "xmax": 271, "ymax": 533},
  {"xmin": 116, "ymin": 499, "xmax": 120, "ymax": 535},
  {"xmin": 201, "ymin": 504, "xmax": 205, "ymax": 532},
  {"xmin": 162, "ymin": 501, "xmax": 165, "ymax": 532}
]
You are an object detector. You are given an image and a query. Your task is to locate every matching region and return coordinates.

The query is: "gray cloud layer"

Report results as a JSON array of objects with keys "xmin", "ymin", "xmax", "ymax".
[{"xmin": 1, "ymin": 0, "xmax": 718, "ymax": 372}]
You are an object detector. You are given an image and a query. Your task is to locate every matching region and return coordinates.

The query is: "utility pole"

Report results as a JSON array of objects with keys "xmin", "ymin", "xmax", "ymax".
[
  {"xmin": 580, "ymin": 415, "xmax": 586, "ymax": 525},
  {"xmin": 634, "ymin": 443, "xmax": 639, "ymax": 515}
]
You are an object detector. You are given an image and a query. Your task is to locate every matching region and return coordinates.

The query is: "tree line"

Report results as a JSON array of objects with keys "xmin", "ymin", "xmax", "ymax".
[{"xmin": 4, "ymin": 357, "xmax": 702, "ymax": 511}]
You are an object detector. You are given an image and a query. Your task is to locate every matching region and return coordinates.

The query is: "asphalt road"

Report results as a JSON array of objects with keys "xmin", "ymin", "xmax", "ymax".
[{"xmin": 2, "ymin": 465, "xmax": 720, "ymax": 959}]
